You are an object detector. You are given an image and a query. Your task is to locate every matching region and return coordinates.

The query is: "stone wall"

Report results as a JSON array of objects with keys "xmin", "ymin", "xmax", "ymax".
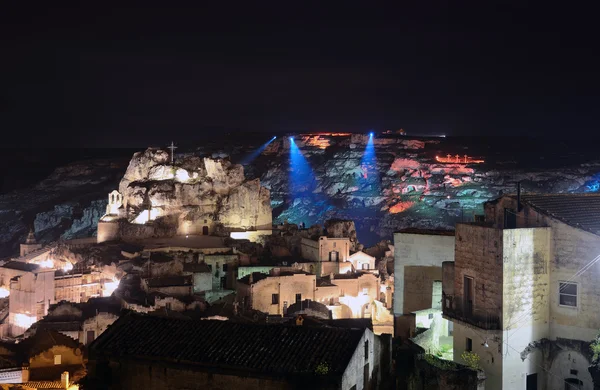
[{"xmin": 453, "ymin": 224, "xmax": 503, "ymax": 322}]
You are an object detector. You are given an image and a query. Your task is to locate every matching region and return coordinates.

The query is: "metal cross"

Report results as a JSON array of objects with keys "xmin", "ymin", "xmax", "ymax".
[{"xmin": 168, "ymin": 141, "xmax": 177, "ymax": 165}]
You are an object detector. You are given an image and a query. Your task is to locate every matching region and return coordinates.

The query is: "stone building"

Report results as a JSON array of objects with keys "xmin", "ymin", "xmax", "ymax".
[
  {"xmin": 6, "ymin": 263, "xmax": 55, "ymax": 337},
  {"xmin": 237, "ymin": 271, "xmax": 316, "ymax": 315},
  {"xmin": 0, "ymin": 328, "xmax": 85, "ymax": 388},
  {"xmin": 393, "ymin": 229, "xmax": 455, "ymax": 340},
  {"xmin": 301, "ymin": 236, "xmax": 351, "ymax": 276},
  {"xmin": 54, "ymin": 271, "xmax": 117, "ymax": 303},
  {"xmin": 86, "ymin": 312, "xmax": 389, "ymax": 390},
  {"xmin": 348, "ymin": 251, "xmax": 376, "ymax": 272},
  {"xmin": 443, "ymin": 194, "xmax": 600, "ymax": 390},
  {"xmin": 236, "ymin": 270, "xmax": 387, "ymax": 333},
  {"xmin": 24, "ymin": 297, "xmax": 122, "ymax": 345},
  {"xmin": 141, "ymin": 275, "xmax": 193, "ymax": 297}
]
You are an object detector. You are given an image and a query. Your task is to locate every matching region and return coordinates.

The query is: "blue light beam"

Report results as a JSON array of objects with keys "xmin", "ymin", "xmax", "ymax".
[
  {"xmin": 359, "ymin": 132, "xmax": 380, "ymax": 196},
  {"xmin": 240, "ymin": 136, "xmax": 277, "ymax": 165},
  {"xmin": 289, "ymin": 137, "xmax": 316, "ymax": 200}
]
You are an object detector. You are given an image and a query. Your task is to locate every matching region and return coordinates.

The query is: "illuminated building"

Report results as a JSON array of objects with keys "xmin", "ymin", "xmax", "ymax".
[{"xmin": 444, "ymin": 194, "xmax": 600, "ymax": 389}]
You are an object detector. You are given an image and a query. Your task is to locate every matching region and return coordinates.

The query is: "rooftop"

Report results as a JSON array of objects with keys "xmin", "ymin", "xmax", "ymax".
[
  {"xmin": 144, "ymin": 275, "xmax": 193, "ymax": 288},
  {"xmin": 394, "ymin": 228, "xmax": 455, "ymax": 236},
  {"xmin": 237, "ymin": 271, "xmax": 312, "ymax": 285},
  {"xmin": 90, "ymin": 313, "xmax": 364, "ymax": 377},
  {"xmin": 140, "ymin": 235, "xmax": 228, "ymax": 250},
  {"xmin": 506, "ymin": 193, "xmax": 600, "ymax": 235},
  {"xmin": 2, "ymin": 261, "xmax": 40, "ymax": 272}
]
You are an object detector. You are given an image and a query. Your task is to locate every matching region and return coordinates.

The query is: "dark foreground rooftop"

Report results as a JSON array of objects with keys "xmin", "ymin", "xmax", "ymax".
[{"xmin": 89, "ymin": 312, "xmax": 365, "ymax": 377}]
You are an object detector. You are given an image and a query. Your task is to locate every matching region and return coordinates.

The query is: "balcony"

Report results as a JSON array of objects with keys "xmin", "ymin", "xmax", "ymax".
[{"xmin": 442, "ymin": 293, "xmax": 501, "ymax": 330}]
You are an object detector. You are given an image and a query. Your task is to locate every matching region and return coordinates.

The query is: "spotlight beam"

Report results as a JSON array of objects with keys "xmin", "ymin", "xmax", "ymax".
[{"xmin": 240, "ymin": 137, "xmax": 277, "ymax": 165}]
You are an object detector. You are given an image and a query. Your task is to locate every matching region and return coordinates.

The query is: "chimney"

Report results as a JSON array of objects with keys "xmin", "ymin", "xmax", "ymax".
[
  {"xmin": 61, "ymin": 371, "xmax": 69, "ymax": 389},
  {"xmin": 517, "ymin": 182, "xmax": 523, "ymax": 212},
  {"xmin": 330, "ymin": 272, "xmax": 335, "ymax": 281}
]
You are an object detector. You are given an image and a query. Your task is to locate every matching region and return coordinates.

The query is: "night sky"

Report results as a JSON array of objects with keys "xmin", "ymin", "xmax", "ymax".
[{"xmin": 1, "ymin": 3, "xmax": 599, "ymax": 147}]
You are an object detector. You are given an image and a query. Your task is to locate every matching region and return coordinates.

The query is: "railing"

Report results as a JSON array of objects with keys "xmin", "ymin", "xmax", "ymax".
[{"xmin": 442, "ymin": 293, "xmax": 501, "ymax": 330}]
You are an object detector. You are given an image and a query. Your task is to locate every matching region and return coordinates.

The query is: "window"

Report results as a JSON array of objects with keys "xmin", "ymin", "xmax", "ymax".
[
  {"xmin": 222, "ymin": 263, "xmax": 228, "ymax": 272},
  {"xmin": 559, "ymin": 282, "xmax": 578, "ymax": 307},
  {"xmin": 272, "ymin": 294, "xmax": 279, "ymax": 304},
  {"xmin": 428, "ymin": 313, "xmax": 434, "ymax": 320},
  {"xmin": 364, "ymin": 340, "xmax": 369, "ymax": 360},
  {"xmin": 466, "ymin": 337, "xmax": 472, "ymax": 352},
  {"xmin": 295, "ymin": 293, "xmax": 302, "ymax": 303},
  {"xmin": 362, "ymin": 263, "xmax": 369, "ymax": 270},
  {"xmin": 54, "ymin": 355, "xmax": 61, "ymax": 365}
]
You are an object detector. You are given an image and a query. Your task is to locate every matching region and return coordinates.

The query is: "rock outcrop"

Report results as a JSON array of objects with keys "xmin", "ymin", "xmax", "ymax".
[{"xmin": 98, "ymin": 148, "xmax": 272, "ymax": 242}]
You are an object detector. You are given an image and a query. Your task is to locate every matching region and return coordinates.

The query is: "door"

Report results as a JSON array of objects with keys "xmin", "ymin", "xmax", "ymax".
[
  {"xmin": 526, "ymin": 373, "xmax": 537, "ymax": 390},
  {"xmin": 463, "ymin": 276, "xmax": 473, "ymax": 316},
  {"xmin": 329, "ymin": 251, "xmax": 339, "ymax": 261},
  {"xmin": 202, "ymin": 226, "xmax": 209, "ymax": 235}
]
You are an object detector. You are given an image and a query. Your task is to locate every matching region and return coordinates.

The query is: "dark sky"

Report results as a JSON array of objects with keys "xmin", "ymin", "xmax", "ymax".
[{"xmin": 1, "ymin": 3, "xmax": 599, "ymax": 147}]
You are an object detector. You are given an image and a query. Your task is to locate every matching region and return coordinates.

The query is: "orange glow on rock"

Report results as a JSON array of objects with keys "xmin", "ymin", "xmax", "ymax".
[
  {"xmin": 389, "ymin": 201, "xmax": 415, "ymax": 214},
  {"xmin": 435, "ymin": 155, "xmax": 484, "ymax": 164}
]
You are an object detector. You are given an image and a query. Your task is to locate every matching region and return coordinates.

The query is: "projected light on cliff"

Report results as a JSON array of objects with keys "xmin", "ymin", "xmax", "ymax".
[
  {"xmin": 289, "ymin": 137, "xmax": 316, "ymax": 203},
  {"xmin": 359, "ymin": 132, "xmax": 380, "ymax": 197},
  {"xmin": 240, "ymin": 136, "xmax": 277, "ymax": 165}
]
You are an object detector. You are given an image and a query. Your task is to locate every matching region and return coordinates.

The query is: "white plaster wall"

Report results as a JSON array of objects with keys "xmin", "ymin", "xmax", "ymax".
[
  {"xmin": 453, "ymin": 323, "xmax": 503, "ymax": 390},
  {"xmin": 340, "ymin": 329, "xmax": 376, "ymax": 390},
  {"xmin": 547, "ymin": 222, "xmax": 600, "ymax": 341},
  {"xmin": 500, "ymin": 324, "xmax": 547, "ymax": 390},
  {"xmin": 393, "ymin": 232, "xmax": 455, "ymax": 316}
]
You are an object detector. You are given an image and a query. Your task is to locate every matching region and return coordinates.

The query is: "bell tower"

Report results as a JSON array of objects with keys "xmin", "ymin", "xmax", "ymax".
[{"xmin": 20, "ymin": 228, "xmax": 42, "ymax": 257}]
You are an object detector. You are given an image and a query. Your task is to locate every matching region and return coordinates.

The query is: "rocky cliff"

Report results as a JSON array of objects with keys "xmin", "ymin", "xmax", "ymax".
[
  {"xmin": 1, "ymin": 135, "xmax": 599, "ymax": 256},
  {"xmin": 251, "ymin": 134, "xmax": 600, "ymax": 243},
  {"xmin": 98, "ymin": 148, "xmax": 272, "ymax": 242}
]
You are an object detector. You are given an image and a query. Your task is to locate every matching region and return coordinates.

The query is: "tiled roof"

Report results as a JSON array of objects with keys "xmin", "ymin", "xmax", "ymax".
[
  {"xmin": 18, "ymin": 329, "xmax": 83, "ymax": 361},
  {"xmin": 183, "ymin": 262, "xmax": 211, "ymax": 273},
  {"xmin": 3, "ymin": 261, "xmax": 40, "ymax": 272},
  {"xmin": 517, "ymin": 194, "xmax": 600, "ymax": 235},
  {"xmin": 20, "ymin": 381, "xmax": 64, "ymax": 389},
  {"xmin": 90, "ymin": 313, "xmax": 364, "ymax": 377},
  {"xmin": 144, "ymin": 275, "xmax": 193, "ymax": 288},
  {"xmin": 237, "ymin": 272, "xmax": 269, "ymax": 285}
]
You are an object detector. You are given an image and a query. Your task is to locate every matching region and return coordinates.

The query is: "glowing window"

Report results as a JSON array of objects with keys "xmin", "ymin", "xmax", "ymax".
[
  {"xmin": 54, "ymin": 355, "xmax": 61, "ymax": 365},
  {"xmin": 559, "ymin": 282, "xmax": 577, "ymax": 307}
]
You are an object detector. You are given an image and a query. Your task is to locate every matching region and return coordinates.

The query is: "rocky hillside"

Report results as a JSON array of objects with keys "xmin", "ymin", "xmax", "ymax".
[
  {"xmin": 248, "ymin": 135, "xmax": 600, "ymax": 243},
  {"xmin": 1, "ymin": 135, "xmax": 599, "ymax": 256},
  {"xmin": 0, "ymin": 158, "xmax": 129, "ymax": 258}
]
